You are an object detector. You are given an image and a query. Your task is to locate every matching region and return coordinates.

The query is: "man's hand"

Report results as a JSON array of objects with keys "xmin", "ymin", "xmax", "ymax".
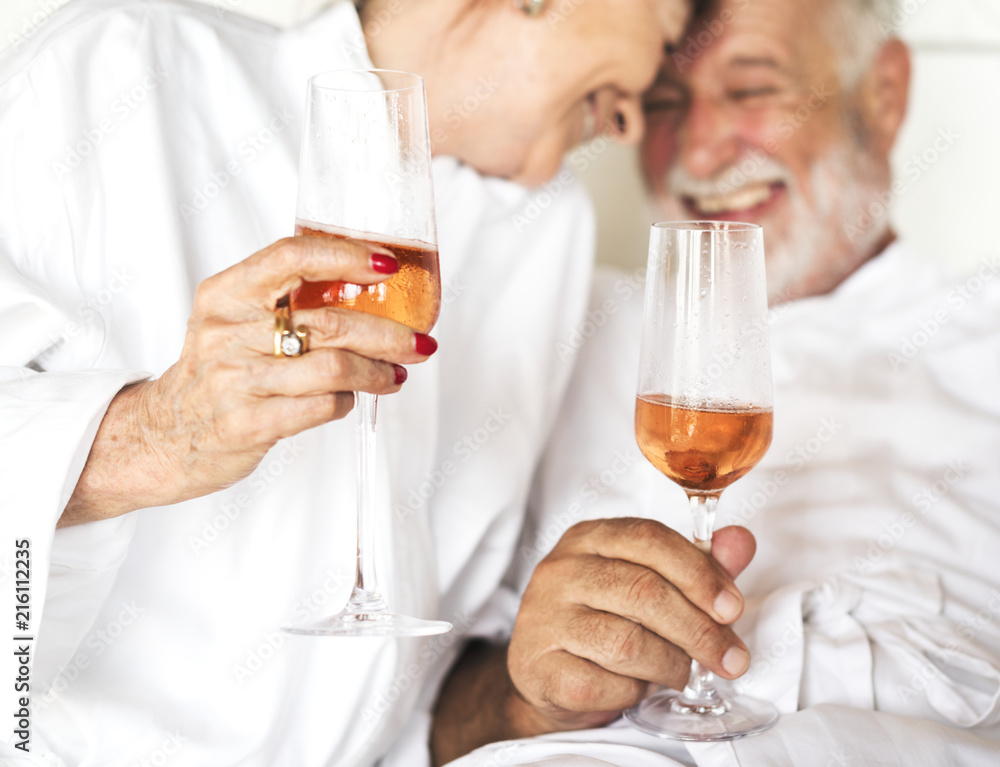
[
  {"xmin": 431, "ymin": 519, "xmax": 756, "ymax": 764},
  {"xmin": 507, "ymin": 518, "xmax": 755, "ymax": 732},
  {"xmin": 61, "ymin": 235, "xmax": 437, "ymax": 526}
]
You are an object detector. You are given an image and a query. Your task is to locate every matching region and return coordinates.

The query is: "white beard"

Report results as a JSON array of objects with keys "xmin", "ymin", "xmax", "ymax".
[{"xmin": 660, "ymin": 143, "xmax": 890, "ymax": 304}]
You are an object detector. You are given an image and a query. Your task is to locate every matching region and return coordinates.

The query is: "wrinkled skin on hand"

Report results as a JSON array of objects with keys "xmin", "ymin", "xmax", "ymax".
[
  {"xmin": 508, "ymin": 518, "xmax": 756, "ymax": 731},
  {"xmin": 62, "ymin": 235, "xmax": 437, "ymax": 525}
]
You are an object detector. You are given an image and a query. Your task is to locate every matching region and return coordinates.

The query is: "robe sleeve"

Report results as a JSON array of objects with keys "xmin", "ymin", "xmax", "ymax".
[
  {"xmin": 0, "ymin": 254, "xmax": 150, "ymax": 740},
  {"xmin": 0, "ymin": 50, "xmax": 150, "ymax": 746}
]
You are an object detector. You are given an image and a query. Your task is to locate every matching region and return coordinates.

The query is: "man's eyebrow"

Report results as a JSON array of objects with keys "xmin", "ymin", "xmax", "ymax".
[{"xmin": 728, "ymin": 55, "xmax": 785, "ymax": 70}]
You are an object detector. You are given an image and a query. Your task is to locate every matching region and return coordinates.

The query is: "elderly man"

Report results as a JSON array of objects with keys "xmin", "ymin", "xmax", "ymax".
[{"xmin": 433, "ymin": 0, "xmax": 1000, "ymax": 765}]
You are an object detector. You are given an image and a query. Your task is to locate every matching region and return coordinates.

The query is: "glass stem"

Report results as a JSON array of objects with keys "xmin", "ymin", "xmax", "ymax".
[
  {"xmin": 674, "ymin": 494, "xmax": 728, "ymax": 714},
  {"xmin": 689, "ymin": 493, "xmax": 717, "ymax": 554},
  {"xmin": 346, "ymin": 392, "xmax": 388, "ymax": 617}
]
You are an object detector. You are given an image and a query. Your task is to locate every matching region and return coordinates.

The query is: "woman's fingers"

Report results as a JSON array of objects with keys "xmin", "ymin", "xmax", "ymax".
[
  {"xmin": 241, "ymin": 349, "xmax": 407, "ymax": 398},
  {"xmin": 202, "ymin": 391, "xmax": 359, "ymax": 450},
  {"xmin": 238, "ymin": 392, "xmax": 358, "ymax": 444},
  {"xmin": 194, "ymin": 235, "xmax": 399, "ymax": 318},
  {"xmin": 222, "ymin": 307, "xmax": 437, "ymax": 362},
  {"xmin": 119, "ymin": 234, "xmax": 435, "ymax": 507}
]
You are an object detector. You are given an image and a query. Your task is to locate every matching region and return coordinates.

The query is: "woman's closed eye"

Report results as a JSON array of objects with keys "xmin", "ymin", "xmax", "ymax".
[{"xmin": 644, "ymin": 87, "xmax": 687, "ymax": 114}]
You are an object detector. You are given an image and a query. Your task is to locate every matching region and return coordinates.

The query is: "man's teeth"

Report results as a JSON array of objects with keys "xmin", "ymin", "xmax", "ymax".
[{"xmin": 692, "ymin": 184, "xmax": 773, "ymax": 214}]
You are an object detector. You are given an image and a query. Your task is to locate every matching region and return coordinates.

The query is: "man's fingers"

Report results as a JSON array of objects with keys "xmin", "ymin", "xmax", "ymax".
[
  {"xmin": 564, "ymin": 518, "xmax": 745, "ymax": 624},
  {"xmin": 712, "ymin": 525, "xmax": 757, "ymax": 580},
  {"xmin": 196, "ymin": 235, "xmax": 398, "ymax": 316},
  {"xmin": 530, "ymin": 650, "xmax": 647, "ymax": 715},
  {"xmin": 510, "ymin": 520, "xmax": 758, "ymax": 725},
  {"xmin": 566, "ymin": 555, "xmax": 749, "ymax": 680},
  {"xmin": 560, "ymin": 606, "xmax": 691, "ymax": 691}
]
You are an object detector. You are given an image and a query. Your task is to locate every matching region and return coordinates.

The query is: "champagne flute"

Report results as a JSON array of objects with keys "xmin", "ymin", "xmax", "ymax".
[
  {"xmin": 624, "ymin": 221, "xmax": 778, "ymax": 739},
  {"xmin": 281, "ymin": 70, "xmax": 451, "ymax": 637}
]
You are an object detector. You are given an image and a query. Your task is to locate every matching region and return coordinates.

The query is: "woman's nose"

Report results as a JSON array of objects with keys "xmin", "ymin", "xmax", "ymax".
[{"xmin": 610, "ymin": 93, "xmax": 646, "ymax": 146}]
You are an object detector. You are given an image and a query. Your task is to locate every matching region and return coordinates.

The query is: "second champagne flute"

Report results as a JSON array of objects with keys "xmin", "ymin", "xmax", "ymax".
[
  {"xmin": 625, "ymin": 221, "xmax": 778, "ymax": 739},
  {"xmin": 281, "ymin": 69, "xmax": 452, "ymax": 638}
]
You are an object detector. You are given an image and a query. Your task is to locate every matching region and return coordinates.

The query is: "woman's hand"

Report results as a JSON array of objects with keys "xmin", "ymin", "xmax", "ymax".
[
  {"xmin": 61, "ymin": 235, "xmax": 436, "ymax": 526},
  {"xmin": 506, "ymin": 519, "xmax": 756, "ymax": 732}
]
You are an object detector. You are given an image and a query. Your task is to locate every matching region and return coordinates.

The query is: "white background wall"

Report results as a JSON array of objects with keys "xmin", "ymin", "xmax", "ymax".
[{"xmin": 3, "ymin": 0, "xmax": 998, "ymax": 272}]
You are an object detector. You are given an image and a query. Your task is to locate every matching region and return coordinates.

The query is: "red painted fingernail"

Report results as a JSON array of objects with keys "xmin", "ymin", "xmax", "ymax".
[
  {"xmin": 414, "ymin": 333, "xmax": 438, "ymax": 356},
  {"xmin": 394, "ymin": 364, "xmax": 408, "ymax": 385},
  {"xmin": 371, "ymin": 253, "xmax": 399, "ymax": 274}
]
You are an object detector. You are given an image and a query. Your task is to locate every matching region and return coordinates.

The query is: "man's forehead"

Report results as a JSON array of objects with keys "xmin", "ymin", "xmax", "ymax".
[
  {"xmin": 663, "ymin": 0, "xmax": 834, "ymax": 80},
  {"xmin": 711, "ymin": 0, "xmax": 815, "ymax": 35}
]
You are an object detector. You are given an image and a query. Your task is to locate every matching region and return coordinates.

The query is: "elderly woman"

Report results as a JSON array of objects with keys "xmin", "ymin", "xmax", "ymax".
[{"xmin": 0, "ymin": 0, "xmax": 723, "ymax": 765}]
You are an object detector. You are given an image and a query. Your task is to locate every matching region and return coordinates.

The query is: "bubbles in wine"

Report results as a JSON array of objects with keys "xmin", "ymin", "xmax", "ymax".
[{"xmin": 291, "ymin": 220, "xmax": 441, "ymax": 333}]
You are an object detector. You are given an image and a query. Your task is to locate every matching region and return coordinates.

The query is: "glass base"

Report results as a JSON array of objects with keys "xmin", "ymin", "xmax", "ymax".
[
  {"xmin": 625, "ymin": 688, "xmax": 779, "ymax": 741},
  {"xmin": 282, "ymin": 610, "xmax": 453, "ymax": 638}
]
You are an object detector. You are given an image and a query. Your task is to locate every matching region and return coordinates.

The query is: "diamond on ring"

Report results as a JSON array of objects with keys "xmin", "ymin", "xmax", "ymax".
[
  {"xmin": 280, "ymin": 332, "xmax": 303, "ymax": 357},
  {"xmin": 274, "ymin": 296, "xmax": 310, "ymax": 357}
]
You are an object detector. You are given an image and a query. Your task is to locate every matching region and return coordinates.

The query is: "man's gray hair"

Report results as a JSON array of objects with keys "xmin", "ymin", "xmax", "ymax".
[{"xmin": 825, "ymin": 0, "xmax": 899, "ymax": 88}]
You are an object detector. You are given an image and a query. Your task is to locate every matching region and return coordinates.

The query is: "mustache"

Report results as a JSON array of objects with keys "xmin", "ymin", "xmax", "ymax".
[{"xmin": 665, "ymin": 155, "xmax": 794, "ymax": 198}]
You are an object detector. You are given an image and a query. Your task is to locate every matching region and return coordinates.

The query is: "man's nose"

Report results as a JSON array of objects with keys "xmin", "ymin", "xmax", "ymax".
[{"xmin": 679, "ymin": 95, "xmax": 741, "ymax": 178}]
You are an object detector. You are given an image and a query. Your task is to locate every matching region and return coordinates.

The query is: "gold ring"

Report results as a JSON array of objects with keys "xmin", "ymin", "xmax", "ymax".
[{"xmin": 274, "ymin": 295, "xmax": 309, "ymax": 357}]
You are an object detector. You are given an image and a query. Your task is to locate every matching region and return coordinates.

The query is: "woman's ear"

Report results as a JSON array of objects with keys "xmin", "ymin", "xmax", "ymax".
[{"xmin": 858, "ymin": 38, "xmax": 911, "ymax": 155}]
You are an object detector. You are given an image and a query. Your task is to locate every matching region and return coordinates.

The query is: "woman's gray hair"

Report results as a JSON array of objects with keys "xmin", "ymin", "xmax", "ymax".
[{"xmin": 825, "ymin": 0, "xmax": 899, "ymax": 88}]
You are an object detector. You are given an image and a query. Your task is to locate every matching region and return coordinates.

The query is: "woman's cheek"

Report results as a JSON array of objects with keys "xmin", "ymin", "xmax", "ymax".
[{"xmin": 513, "ymin": 126, "xmax": 575, "ymax": 187}]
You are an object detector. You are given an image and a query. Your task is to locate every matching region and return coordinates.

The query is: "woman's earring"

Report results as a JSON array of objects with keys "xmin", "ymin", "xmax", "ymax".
[{"xmin": 515, "ymin": 0, "xmax": 546, "ymax": 16}]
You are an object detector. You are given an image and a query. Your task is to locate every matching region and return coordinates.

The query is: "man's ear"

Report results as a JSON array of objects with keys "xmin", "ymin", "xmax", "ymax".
[{"xmin": 858, "ymin": 38, "xmax": 911, "ymax": 155}]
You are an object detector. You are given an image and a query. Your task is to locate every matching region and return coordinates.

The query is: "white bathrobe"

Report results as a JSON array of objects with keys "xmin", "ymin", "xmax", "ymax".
[
  {"xmin": 457, "ymin": 245, "xmax": 1000, "ymax": 766},
  {"xmin": 0, "ymin": 1, "xmax": 595, "ymax": 764}
]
